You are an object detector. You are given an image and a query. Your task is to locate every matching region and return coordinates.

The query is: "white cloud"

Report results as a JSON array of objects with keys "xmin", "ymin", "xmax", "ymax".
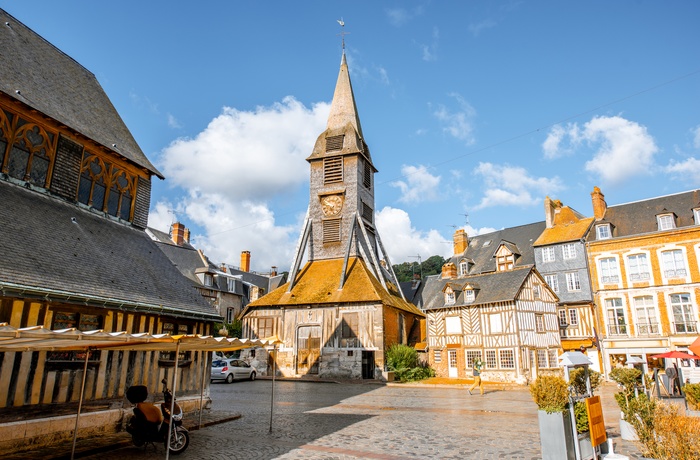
[
  {"xmin": 149, "ymin": 97, "xmax": 328, "ymax": 271},
  {"xmin": 665, "ymin": 157, "xmax": 700, "ymax": 184},
  {"xmin": 468, "ymin": 19, "xmax": 497, "ymax": 37},
  {"xmin": 471, "ymin": 162, "xmax": 564, "ymax": 210},
  {"xmin": 167, "ymin": 113, "xmax": 182, "ymax": 129},
  {"xmin": 419, "ymin": 27, "xmax": 440, "ymax": 62},
  {"xmin": 542, "ymin": 116, "xmax": 658, "ymax": 185},
  {"xmin": 693, "ymin": 125, "xmax": 700, "ymax": 149},
  {"xmin": 375, "ymin": 207, "xmax": 452, "ymax": 262},
  {"xmin": 159, "ymin": 97, "xmax": 328, "ymax": 201},
  {"xmin": 148, "ymin": 201, "xmax": 176, "ymax": 232},
  {"xmin": 385, "ymin": 6, "xmax": 424, "ymax": 27},
  {"xmin": 391, "ymin": 165, "xmax": 441, "ymax": 204},
  {"xmin": 432, "ymin": 93, "xmax": 476, "ymax": 144}
]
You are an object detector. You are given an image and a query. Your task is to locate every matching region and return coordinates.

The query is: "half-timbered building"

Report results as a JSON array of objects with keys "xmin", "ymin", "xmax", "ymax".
[
  {"xmin": 0, "ymin": 9, "xmax": 220, "ymax": 452},
  {"xmin": 533, "ymin": 197, "xmax": 601, "ymax": 371},
  {"xmin": 241, "ymin": 49, "xmax": 424, "ymax": 380},
  {"xmin": 421, "ymin": 225, "xmax": 561, "ymax": 383}
]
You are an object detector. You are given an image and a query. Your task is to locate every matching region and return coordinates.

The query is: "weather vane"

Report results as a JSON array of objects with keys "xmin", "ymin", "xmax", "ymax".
[{"xmin": 337, "ymin": 18, "xmax": 349, "ymax": 50}]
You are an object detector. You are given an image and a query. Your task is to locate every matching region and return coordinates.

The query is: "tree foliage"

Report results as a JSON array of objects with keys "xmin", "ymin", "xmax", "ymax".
[{"xmin": 392, "ymin": 255, "xmax": 446, "ymax": 282}]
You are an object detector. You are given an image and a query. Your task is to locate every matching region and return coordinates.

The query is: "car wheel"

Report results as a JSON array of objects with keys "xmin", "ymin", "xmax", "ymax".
[
  {"xmin": 226, "ymin": 373, "xmax": 234, "ymax": 384},
  {"xmin": 249, "ymin": 371, "xmax": 256, "ymax": 381}
]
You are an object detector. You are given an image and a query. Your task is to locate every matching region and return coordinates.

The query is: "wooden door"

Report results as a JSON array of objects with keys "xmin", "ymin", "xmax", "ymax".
[{"xmin": 296, "ymin": 325, "xmax": 321, "ymax": 374}]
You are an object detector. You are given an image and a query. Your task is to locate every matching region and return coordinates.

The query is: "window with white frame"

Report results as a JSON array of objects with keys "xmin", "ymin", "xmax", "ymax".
[
  {"xmin": 459, "ymin": 260, "xmax": 469, "ymax": 276},
  {"xmin": 445, "ymin": 288, "xmax": 455, "ymax": 305},
  {"xmin": 465, "ymin": 350, "xmax": 482, "ymax": 368},
  {"xmin": 204, "ymin": 273, "xmax": 213, "ymax": 287},
  {"xmin": 445, "ymin": 316, "xmax": 462, "ymax": 334},
  {"xmin": 489, "ymin": 313, "xmax": 503, "ymax": 333},
  {"xmin": 545, "ymin": 274, "xmax": 559, "ymax": 293},
  {"xmin": 434, "ymin": 349, "xmax": 442, "ymax": 362},
  {"xmin": 599, "ymin": 257, "xmax": 620, "ymax": 284},
  {"xmin": 566, "ymin": 272, "xmax": 581, "ymax": 291},
  {"xmin": 562, "ymin": 243, "xmax": 577, "ymax": 259},
  {"xmin": 464, "ymin": 289, "xmax": 475, "ymax": 302},
  {"xmin": 485, "ymin": 349, "xmax": 497, "ymax": 369},
  {"xmin": 548, "ymin": 349, "xmax": 559, "ymax": 368},
  {"xmin": 537, "ymin": 349, "xmax": 548, "ymax": 368},
  {"xmin": 657, "ymin": 214, "xmax": 675, "ymax": 231},
  {"xmin": 605, "ymin": 298, "xmax": 627, "ymax": 335},
  {"xmin": 535, "ymin": 314, "xmax": 545, "ymax": 333},
  {"xmin": 541, "ymin": 247, "xmax": 555, "ymax": 263},
  {"xmin": 627, "ymin": 253, "xmax": 650, "ymax": 281},
  {"xmin": 568, "ymin": 309, "xmax": 579, "ymax": 326},
  {"xmin": 558, "ymin": 309, "xmax": 568, "ymax": 326},
  {"xmin": 499, "ymin": 349, "xmax": 515, "ymax": 369},
  {"xmin": 661, "ymin": 249, "xmax": 687, "ymax": 279},
  {"xmin": 596, "ymin": 224, "xmax": 611, "ymax": 239},
  {"xmin": 670, "ymin": 293, "xmax": 697, "ymax": 333},
  {"xmin": 633, "ymin": 296, "xmax": 658, "ymax": 335},
  {"xmin": 694, "ymin": 208, "xmax": 700, "ymax": 225}
]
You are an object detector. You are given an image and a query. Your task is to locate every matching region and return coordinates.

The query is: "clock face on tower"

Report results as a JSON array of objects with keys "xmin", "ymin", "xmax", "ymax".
[{"xmin": 321, "ymin": 195, "xmax": 343, "ymax": 217}]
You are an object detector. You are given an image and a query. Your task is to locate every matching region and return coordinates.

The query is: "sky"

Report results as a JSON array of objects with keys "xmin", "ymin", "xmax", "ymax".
[{"xmin": 5, "ymin": 1, "xmax": 700, "ymax": 273}]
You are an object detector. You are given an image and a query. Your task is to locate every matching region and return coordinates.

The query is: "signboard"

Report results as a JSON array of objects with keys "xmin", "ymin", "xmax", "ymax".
[{"xmin": 586, "ymin": 395, "xmax": 607, "ymax": 447}]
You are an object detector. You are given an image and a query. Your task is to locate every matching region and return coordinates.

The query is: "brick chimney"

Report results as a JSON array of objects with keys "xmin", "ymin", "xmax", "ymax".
[
  {"xmin": 183, "ymin": 228, "xmax": 190, "ymax": 243},
  {"xmin": 441, "ymin": 262, "xmax": 457, "ymax": 279},
  {"xmin": 591, "ymin": 186, "xmax": 607, "ymax": 220},
  {"xmin": 240, "ymin": 251, "xmax": 250, "ymax": 272},
  {"xmin": 220, "ymin": 263, "xmax": 227, "ymax": 273},
  {"xmin": 270, "ymin": 266, "xmax": 277, "ymax": 277},
  {"xmin": 171, "ymin": 222, "xmax": 186, "ymax": 246},
  {"xmin": 453, "ymin": 229, "xmax": 468, "ymax": 255}
]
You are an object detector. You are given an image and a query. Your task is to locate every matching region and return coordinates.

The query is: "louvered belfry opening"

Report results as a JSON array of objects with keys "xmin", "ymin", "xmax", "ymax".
[
  {"xmin": 325, "ymin": 134, "xmax": 344, "ymax": 152},
  {"xmin": 323, "ymin": 218, "xmax": 341, "ymax": 243},
  {"xmin": 323, "ymin": 156, "xmax": 343, "ymax": 184}
]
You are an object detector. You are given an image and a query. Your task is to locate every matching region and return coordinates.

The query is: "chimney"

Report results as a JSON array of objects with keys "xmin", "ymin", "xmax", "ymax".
[
  {"xmin": 183, "ymin": 228, "xmax": 190, "ymax": 243},
  {"xmin": 240, "ymin": 251, "xmax": 250, "ymax": 272},
  {"xmin": 220, "ymin": 263, "xmax": 227, "ymax": 273},
  {"xmin": 453, "ymin": 229, "xmax": 468, "ymax": 255},
  {"xmin": 441, "ymin": 262, "xmax": 457, "ymax": 279},
  {"xmin": 591, "ymin": 186, "xmax": 607, "ymax": 220},
  {"xmin": 544, "ymin": 196, "xmax": 555, "ymax": 229},
  {"xmin": 171, "ymin": 222, "xmax": 186, "ymax": 246},
  {"xmin": 270, "ymin": 266, "xmax": 278, "ymax": 277}
]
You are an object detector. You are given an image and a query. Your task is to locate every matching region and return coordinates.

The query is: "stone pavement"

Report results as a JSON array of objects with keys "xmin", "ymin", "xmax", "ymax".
[{"xmin": 5, "ymin": 378, "xmax": 645, "ymax": 460}]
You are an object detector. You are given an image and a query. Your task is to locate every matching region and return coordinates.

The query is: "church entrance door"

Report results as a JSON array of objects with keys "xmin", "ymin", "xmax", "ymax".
[{"xmin": 296, "ymin": 325, "xmax": 321, "ymax": 375}]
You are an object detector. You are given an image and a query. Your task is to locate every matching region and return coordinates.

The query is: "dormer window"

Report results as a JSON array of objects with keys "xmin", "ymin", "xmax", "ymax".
[
  {"xmin": 444, "ymin": 287, "xmax": 455, "ymax": 305},
  {"xmin": 459, "ymin": 259, "xmax": 469, "ymax": 276},
  {"xmin": 464, "ymin": 289, "xmax": 475, "ymax": 302},
  {"xmin": 657, "ymin": 213, "xmax": 675, "ymax": 231},
  {"xmin": 694, "ymin": 208, "xmax": 700, "ymax": 225},
  {"xmin": 203, "ymin": 273, "xmax": 213, "ymax": 287},
  {"xmin": 596, "ymin": 224, "xmax": 611, "ymax": 240}
]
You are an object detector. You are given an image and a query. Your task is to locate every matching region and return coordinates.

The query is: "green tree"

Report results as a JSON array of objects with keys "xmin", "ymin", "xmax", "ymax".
[{"xmin": 392, "ymin": 255, "xmax": 446, "ymax": 282}]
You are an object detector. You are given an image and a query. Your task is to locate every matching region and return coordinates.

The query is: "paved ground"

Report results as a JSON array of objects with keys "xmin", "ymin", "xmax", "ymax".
[{"xmin": 18, "ymin": 378, "xmax": 642, "ymax": 460}]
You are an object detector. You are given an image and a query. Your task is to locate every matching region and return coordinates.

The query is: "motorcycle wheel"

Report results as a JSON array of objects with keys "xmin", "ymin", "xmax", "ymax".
[{"xmin": 166, "ymin": 427, "xmax": 189, "ymax": 455}]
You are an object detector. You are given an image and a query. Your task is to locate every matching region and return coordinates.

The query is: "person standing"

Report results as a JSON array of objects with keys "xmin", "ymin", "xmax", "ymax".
[{"xmin": 468, "ymin": 357, "xmax": 484, "ymax": 395}]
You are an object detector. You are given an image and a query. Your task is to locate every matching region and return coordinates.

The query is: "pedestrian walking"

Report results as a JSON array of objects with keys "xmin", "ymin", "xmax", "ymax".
[{"xmin": 468, "ymin": 358, "xmax": 484, "ymax": 395}]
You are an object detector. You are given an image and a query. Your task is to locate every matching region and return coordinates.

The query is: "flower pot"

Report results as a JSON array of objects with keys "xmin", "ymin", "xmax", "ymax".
[
  {"xmin": 619, "ymin": 418, "xmax": 637, "ymax": 441},
  {"xmin": 537, "ymin": 410, "xmax": 576, "ymax": 460}
]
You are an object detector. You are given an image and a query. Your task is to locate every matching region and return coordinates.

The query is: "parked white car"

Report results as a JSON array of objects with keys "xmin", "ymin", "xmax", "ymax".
[{"xmin": 211, "ymin": 359, "xmax": 256, "ymax": 383}]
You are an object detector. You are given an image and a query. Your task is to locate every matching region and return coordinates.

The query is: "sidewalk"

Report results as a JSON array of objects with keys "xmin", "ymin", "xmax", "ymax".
[{"xmin": 4, "ymin": 410, "xmax": 241, "ymax": 460}]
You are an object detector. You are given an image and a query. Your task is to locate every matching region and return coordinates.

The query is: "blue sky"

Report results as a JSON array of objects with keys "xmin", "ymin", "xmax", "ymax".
[{"xmin": 6, "ymin": 1, "xmax": 700, "ymax": 272}]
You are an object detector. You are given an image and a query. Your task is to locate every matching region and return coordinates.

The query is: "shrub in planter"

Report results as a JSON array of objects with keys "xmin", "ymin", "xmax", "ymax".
[
  {"xmin": 650, "ymin": 402, "xmax": 700, "ymax": 460},
  {"xmin": 530, "ymin": 374, "xmax": 569, "ymax": 413},
  {"xmin": 609, "ymin": 367, "xmax": 642, "ymax": 421},
  {"xmin": 568, "ymin": 368, "xmax": 602, "ymax": 433},
  {"xmin": 684, "ymin": 382, "xmax": 700, "ymax": 411},
  {"xmin": 626, "ymin": 393, "xmax": 657, "ymax": 457}
]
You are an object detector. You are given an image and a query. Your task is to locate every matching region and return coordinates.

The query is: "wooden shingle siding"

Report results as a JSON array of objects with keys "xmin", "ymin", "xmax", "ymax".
[
  {"xmin": 132, "ymin": 175, "xmax": 151, "ymax": 228},
  {"xmin": 49, "ymin": 135, "xmax": 82, "ymax": 201}
]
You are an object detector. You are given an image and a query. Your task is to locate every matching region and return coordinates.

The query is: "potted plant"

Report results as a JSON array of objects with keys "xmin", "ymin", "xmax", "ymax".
[
  {"xmin": 609, "ymin": 367, "xmax": 643, "ymax": 440},
  {"xmin": 530, "ymin": 374, "xmax": 575, "ymax": 460}
]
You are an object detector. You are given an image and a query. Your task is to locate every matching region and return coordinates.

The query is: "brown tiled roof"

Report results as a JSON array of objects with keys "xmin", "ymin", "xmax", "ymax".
[
  {"xmin": 534, "ymin": 209, "xmax": 594, "ymax": 246},
  {"xmin": 246, "ymin": 257, "xmax": 424, "ymax": 316}
]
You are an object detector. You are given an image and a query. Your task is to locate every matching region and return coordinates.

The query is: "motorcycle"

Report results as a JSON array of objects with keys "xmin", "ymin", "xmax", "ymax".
[{"xmin": 125, "ymin": 378, "xmax": 190, "ymax": 455}]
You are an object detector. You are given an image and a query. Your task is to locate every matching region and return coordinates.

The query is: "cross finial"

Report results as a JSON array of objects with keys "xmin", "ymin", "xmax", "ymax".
[{"xmin": 337, "ymin": 18, "xmax": 349, "ymax": 51}]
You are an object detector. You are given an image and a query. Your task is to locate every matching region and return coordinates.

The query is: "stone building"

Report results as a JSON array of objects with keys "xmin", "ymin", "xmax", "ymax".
[
  {"xmin": 241, "ymin": 49, "xmax": 424, "ymax": 380},
  {"xmin": 585, "ymin": 187, "xmax": 700, "ymax": 379}
]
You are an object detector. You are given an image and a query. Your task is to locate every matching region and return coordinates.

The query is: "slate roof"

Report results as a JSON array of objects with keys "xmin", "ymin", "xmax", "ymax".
[
  {"xmin": 421, "ymin": 266, "xmax": 535, "ymax": 311},
  {"xmin": 449, "ymin": 221, "xmax": 545, "ymax": 274},
  {"xmin": 0, "ymin": 9, "xmax": 163, "ymax": 178},
  {"xmin": 245, "ymin": 257, "xmax": 424, "ymax": 317},
  {"xmin": 0, "ymin": 180, "xmax": 219, "ymax": 320},
  {"xmin": 149, "ymin": 232, "xmax": 209, "ymax": 285},
  {"xmin": 590, "ymin": 189, "xmax": 700, "ymax": 240}
]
